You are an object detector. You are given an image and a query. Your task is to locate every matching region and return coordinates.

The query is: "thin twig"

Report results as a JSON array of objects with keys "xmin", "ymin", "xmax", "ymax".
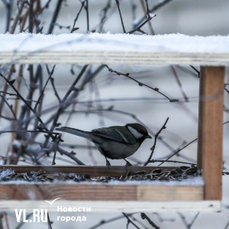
[
  {"xmin": 140, "ymin": 0, "xmax": 155, "ymax": 35},
  {"xmin": 148, "ymin": 159, "xmax": 195, "ymax": 165},
  {"xmin": 57, "ymin": 145, "xmax": 85, "ymax": 165},
  {"xmin": 178, "ymin": 212, "xmax": 200, "ymax": 229},
  {"xmin": 86, "ymin": 0, "xmax": 90, "ymax": 32},
  {"xmin": 190, "ymin": 65, "xmax": 200, "ymax": 78},
  {"xmin": 0, "ymin": 212, "xmax": 10, "ymax": 229},
  {"xmin": 115, "ymin": 0, "xmax": 126, "ymax": 33},
  {"xmin": 133, "ymin": 0, "xmax": 172, "ymax": 30},
  {"xmin": 0, "ymin": 94, "xmax": 17, "ymax": 120},
  {"xmin": 128, "ymin": 12, "xmax": 156, "ymax": 34},
  {"xmin": 141, "ymin": 213, "xmax": 160, "ymax": 229},
  {"xmin": 47, "ymin": 212, "xmax": 53, "ymax": 229},
  {"xmin": 171, "ymin": 65, "xmax": 189, "ymax": 102},
  {"xmin": 70, "ymin": 1, "xmax": 85, "ymax": 33},
  {"xmin": 34, "ymin": 65, "xmax": 56, "ymax": 111},
  {"xmin": 104, "ymin": 65, "xmax": 178, "ymax": 102},
  {"xmin": 29, "ymin": 0, "xmax": 34, "ymax": 32},
  {"xmin": 4, "ymin": 0, "xmax": 13, "ymax": 32},
  {"xmin": 154, "ymin": 212, "xmax": 175, "ymax": 222},
  {"xmin": 129, "ymin": 215, "xmax": 148, "ymax": 229},
  {"xmin": 158, "ymin": 138, "xmax": 198, "ymax": 166},
  {"xmin": 0, "ymin": 73, "xmax": 50, "ymax": 134},
  {"xmin": 52, "ymin": 137, "xmax": 59, "ymax": 165},
  {"xmin": 35, "ymin": 0, "xmax": 52, "ymax": 16},
  {"xmin": 122, "ymin": 212, "xmax": 140, "ymax": 229},
  {"xmin": 15, "ymin": 213, "xmax": 33, "ymax": 229},
  {"xmin": 98, "ymin": 0, "xmax": 111, "ymax": 33},
  {"xmin": 0, "ymin": 65, "xmax": 15, "ymax": 120},
  {"xmin": 144, "ymin": 117, "xmax": 169, "ymax": 166},
  {"xmin": 43, "ymin": 65, "xmax": 89, "ymax": 147},
  {"xmin": 13, "ymin": 65, "xmax": 23, "ymax": 119},
  {"xmin": 47, "ymin": 0, "xmax": 63, "ymax": 34},
  {"xmin": 0, "ymin": 129, "xmax": 60, "ymax": 136},
  {"xmin": 88, "ymin": 213, "xmax": 134, "ymax": 229},
  {"xmin": 10, "ymin": 0, "xmax": 26, "ymax": 34}
]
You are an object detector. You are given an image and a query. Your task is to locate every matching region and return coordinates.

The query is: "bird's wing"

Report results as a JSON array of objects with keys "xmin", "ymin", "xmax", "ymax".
[{"xmin": 92, "ymin": 126, "xmax": 136, "ymax": 145}]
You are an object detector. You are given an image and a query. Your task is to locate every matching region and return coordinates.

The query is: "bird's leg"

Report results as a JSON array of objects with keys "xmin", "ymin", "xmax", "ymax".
[
  {"xmin": 124, "ymin": 159, "xmax": 132, "ymax": 166},
  {"xmin": 105, "ymin": 157, "xmax": 111, "ymax": 166}
]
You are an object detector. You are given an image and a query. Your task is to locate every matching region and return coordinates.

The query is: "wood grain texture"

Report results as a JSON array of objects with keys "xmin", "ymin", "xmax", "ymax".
[
  {"xmin": 0, "ymin": 166, "xmax": 204, "ymax": 202},
  {"xmin": 0, "ymin": 165, "xmax": 175, "ymax": 177},
  {"xmin": 1, "ymin": 51, "xmax": 229, "ymax": 65},
  {"xmin": 137, "ymin": 185, "xmax": 203, "ymax": 201},
  {"xmin": 0, "ymin": 183, "xmax": 203, "ymax": 201},
  {"xmin": 0, "ymin": 200, "xmax": 221, "ymax": 212},
  {"xmin": 197, "ymin": 66, "xmax": 225, "ymax": 200}
]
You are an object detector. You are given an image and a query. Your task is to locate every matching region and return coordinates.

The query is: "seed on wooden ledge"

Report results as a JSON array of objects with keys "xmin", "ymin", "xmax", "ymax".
[
  {"xmin": 180, "ymin": 166, "xmax": 190, "ymax": 171},
  {"xmin": 185, "ymin": 167, "xmax": 197, "ymax": 175},
  {"xmin": 151, "ymin": 169, "xmax": 161, "ymax": 174}
]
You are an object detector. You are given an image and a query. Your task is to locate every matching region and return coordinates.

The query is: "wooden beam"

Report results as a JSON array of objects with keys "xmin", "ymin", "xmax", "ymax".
[
  {"xmin": 0, "ymin": 166, "xmax": 204, "ymax": 204},
  {"xmin": 0, "ymin": 165, "xmax": 175, "ymax": 177},
  {"xmin": 197, "ymin": 66, "xmax": 225, "ymax": 200},
  {"xmin": 0, "ymin": 183, "xmax": 203, "ymax": 201},
  {"xmin": 0, "ymin": 200, "xmax": 221, "ymax": 212},
  {"xmin": 1, "ymin": 51, "xmax": 229, "ymax": 66}
]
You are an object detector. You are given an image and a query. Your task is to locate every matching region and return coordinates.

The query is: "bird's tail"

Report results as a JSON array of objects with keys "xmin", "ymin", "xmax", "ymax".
[{"xmin": 56, "ymin": 127, "xmax": 90, "ymax": 138}]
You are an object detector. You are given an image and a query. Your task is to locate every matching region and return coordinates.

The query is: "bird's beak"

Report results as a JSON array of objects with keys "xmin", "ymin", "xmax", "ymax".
[{"xmin": 146, "ymin": 134, "xmax": 152, "ymax": 139}]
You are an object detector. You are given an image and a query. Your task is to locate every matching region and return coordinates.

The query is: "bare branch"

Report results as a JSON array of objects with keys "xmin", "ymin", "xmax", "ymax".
[
  {"xmin": 158, "ymin": 138, "xmax": 198, "ymax": 166},
  {"xmin": 115, "ymin": 0, "xmax": 126, "ymax": 33},
  {"xmin": 141, "ymin": 213, "xmax": 160, "ymax": 229},
  {"xmin": 122, "ymin": 212, "xmax": 140, "ymax": 229},
  {"xmin": 178, "ymin": 212, "xmax": 200, "ymax": 229},
  {"xmin": 144, "ymin": 117, "xmax": 169, "ymax": 166},
  {"xmin": 104, "ymin": 65, "xmax": 179, "ymax": 102},
  {"xmin": 47, "ymin": 0, "xmax": 63, "ymax": 34},
  {"xmin": 171, "ymin": 65, "xmax": 189, "ymax": 102}
]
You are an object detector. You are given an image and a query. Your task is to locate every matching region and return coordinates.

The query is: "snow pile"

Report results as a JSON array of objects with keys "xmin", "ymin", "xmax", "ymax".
[
  {"xmin": 105, "ymin": 176, "xmax": 204, "ymax": 186},
  {"xmin": 0, "ymin": 33, "xmax": 229, "ymax": 53}
]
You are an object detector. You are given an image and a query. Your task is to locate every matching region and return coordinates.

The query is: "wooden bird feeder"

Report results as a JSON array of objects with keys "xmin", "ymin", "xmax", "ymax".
[{"xmin": 0, "ymin": 34, "xmax": 226, "ymax": 212}]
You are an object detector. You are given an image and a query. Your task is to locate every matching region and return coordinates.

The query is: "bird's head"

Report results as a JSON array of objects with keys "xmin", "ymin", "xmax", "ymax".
[{"xmin": 126, "ymin": 123, "xmax": 152, "ymax": 144}]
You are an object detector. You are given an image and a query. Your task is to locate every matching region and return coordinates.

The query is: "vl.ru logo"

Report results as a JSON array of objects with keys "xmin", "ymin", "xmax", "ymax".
[
  {"xmin": 15, "ymin": 198, "xmax": 60, "ymax": 223},
  {"xmin": 15, "ymin": 209, "xmax": 48, "ymax": 223}
]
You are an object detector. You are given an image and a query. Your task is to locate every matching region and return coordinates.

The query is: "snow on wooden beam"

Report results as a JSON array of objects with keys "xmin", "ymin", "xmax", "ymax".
[
  {"xmin": 0, "ymin": 166, "xmax": 205, "ymax": 210},
  {"xmin": 0, "ymin": 33, "xmax": 229, "ymax": 65}
]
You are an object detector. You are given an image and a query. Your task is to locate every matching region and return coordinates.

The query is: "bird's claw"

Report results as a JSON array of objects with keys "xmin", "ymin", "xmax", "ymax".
[
  {"xmin": 105, "ymin": 158, "xmax": 111, "ymax": 167},
  {"xmin": 124, "ymin": 159, "xmax": 132, "ymax": 166}
]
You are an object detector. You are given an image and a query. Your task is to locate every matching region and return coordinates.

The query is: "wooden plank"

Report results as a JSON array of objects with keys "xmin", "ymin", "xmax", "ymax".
[
  {"xmin": 0, "ymin": 184, "xmax": 137, "ymax": 201},
  {"xmin": 137, "ymin": 185, "xmax": 203, "ymax": 201},
  {"xmin": 197, "ymin": 66, "xmax": 225, "ymax": 200},
  {"xmin": 0, "ymin": 165, "xmax": 175, "ymax": 177},
  {"xmin": 0, "ymin": 183, "xmax": 203, "ymax": 201},
  {"xmin": 0, "ymin": 200, "xmax": 221, "ymax": 212},
  {"xmin": 1, "ymin": 51, "xmax": 229, "ymax": 66},
  {"xmin": 0, "ymin": 166, "xmax": 204, "ymax": 204}
]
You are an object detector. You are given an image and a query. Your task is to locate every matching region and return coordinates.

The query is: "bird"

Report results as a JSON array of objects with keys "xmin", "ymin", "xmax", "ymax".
[{"xmin": 56, "ymin": 123, "xmax": 152, "ymax": 166}]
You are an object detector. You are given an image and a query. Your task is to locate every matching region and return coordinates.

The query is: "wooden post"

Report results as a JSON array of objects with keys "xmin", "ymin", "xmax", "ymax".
[{"xmin": 197, "ymin": 66, "xmax": 225, "ymax": 200}]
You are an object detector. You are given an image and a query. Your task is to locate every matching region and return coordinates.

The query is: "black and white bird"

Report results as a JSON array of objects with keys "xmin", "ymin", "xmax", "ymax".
[{"xmin": 56, "ymin": 123, "xmax": 152, "ymax": 166}]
